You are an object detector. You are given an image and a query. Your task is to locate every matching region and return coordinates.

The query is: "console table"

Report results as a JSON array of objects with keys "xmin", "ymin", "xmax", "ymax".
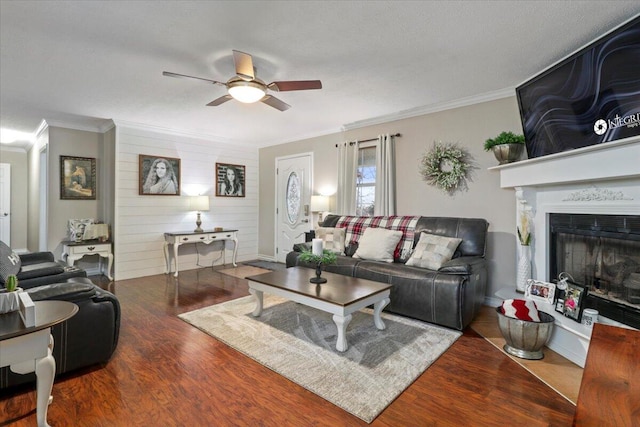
[
  {"xmin": 62, "ymin": 240, "xmax": 113, "ymax": 281},
  {"xmin": 0, "ymin": 301, "xmax": 78, "ymax": 427},
  {"xmin": 164, "ymin": 230, "xmax": 238, "ymax": 277}
]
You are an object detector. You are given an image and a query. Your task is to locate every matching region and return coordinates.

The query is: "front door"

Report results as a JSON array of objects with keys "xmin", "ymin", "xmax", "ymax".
[{"xmin": 276, "ymin": 153, "xmax": 313, "ymax": 263}]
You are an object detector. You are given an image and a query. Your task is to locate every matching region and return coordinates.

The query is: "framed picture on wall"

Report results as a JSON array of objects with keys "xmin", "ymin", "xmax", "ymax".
[
  {"xmin": 139, "ymin": 155, "xmax": 181, "ymax": 195},
  {"xmin": 60, "ymin": 156, "xmax": 96, "ymax": 200},
  {"xmin": 216, "ymin": 163, "xmax": 245, "ymax": 197}
]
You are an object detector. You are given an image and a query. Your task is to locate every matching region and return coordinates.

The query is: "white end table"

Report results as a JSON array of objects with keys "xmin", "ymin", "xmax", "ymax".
[
  {"xmin": 62, "ymin": 240, "xmax": 113, "ymax": 281},
  {"xmin": 1, "ymin": 300, "xmax": 78, "ymax": 427}
]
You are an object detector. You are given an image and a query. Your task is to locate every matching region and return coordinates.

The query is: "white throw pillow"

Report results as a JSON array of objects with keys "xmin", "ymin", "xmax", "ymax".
[
  {"xmin": 353, "ymin": 228, "xmax": 403, "ymax": 263},
  {"xmin": 405, "ymin": 232, "xmax": 462, "ymax": 270},
  {"xmin": 315, "ymin": 227, "xmax": 346, "ymax": 255}
]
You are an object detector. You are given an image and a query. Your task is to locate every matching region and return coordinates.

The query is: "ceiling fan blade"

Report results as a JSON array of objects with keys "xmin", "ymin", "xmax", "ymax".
[
  {"xmin": 261, "ymin": 95, "xmax": 291, "ymax": 111},
  {"xmin": 268, "ymin": 80, "xmax": 322, "ymax": 92},
  {"xmin": 206, "ymin": 95, "xmax": 233, "ymax": 106},
  {"xmin": 162, "ymin": 71, "xmax": 225, "ymax": 86},
  {"xmin": 232, "ymin": 50, "xmax": 255, "ymax": 81}
]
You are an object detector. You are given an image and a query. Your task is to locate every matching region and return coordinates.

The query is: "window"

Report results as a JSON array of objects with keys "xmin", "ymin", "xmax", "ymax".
[{"xmin": 355, "ymin": 144, "xmax": 376, "ymax": 216}]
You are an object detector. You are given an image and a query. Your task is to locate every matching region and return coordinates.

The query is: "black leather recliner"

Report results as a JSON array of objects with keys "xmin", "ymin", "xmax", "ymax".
[
  {"xmin": 0, "ymin": 278, "xmax": 120, "ymax": 390},
  {"xmin": 3, "ymin": 251, "xmax": 88, "ymax": 289}
]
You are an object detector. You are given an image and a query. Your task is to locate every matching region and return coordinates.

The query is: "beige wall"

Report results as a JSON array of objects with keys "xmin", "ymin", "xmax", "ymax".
[
  {"xmin": 0, "ymin": 148, "xmax": 28, "ymax": 250},
  {"xmin": 259, "ymin": 96, "xmax": 524, "ymax": 298}
]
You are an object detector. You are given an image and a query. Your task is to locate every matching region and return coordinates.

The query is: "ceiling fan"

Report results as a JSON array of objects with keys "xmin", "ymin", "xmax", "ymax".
[{"xmin": 163, "ymin": 50, "xmax": 322, "ymax": 111}]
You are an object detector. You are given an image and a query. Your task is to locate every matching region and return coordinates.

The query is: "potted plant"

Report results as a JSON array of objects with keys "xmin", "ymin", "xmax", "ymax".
[
  {"xmin": 298, "ymin": 249, "xmax": 337, "ymax": 284},
  {"xmin": 484, "ymin": 131, "xmax": 526, "ymax": 165},
  {"xmin": 0, "ymin": 274, "xmax": 22, "ymax": 314}
]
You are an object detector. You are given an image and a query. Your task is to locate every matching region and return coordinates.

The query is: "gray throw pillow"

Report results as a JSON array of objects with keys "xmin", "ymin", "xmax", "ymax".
[{"xmin": 0, "ymin": 240, "xmax": 22, "ymax": 283}]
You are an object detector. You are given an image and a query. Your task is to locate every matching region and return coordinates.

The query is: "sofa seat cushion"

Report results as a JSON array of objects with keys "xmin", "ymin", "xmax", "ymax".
[
  {"xmin": 353, "ymin": 227, "xmax": 403, "ymax": 263},
  {"xmin": 17, "ymin": 261, "xmax": 65, "ymax": 280}
]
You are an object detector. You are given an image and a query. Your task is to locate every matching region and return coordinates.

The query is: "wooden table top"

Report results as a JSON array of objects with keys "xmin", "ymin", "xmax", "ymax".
[
  {"xmin": 0, "ymin": 301, "xmax": 78, "ymax": 341},
  {"xmin": 246, "ymin": 267, "xmax": 391, "ymax": 307}
]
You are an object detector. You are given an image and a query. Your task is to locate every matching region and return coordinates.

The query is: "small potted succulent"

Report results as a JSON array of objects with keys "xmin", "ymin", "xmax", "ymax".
[
  {"xmin": 0, "ymin": 274, "xmax": 22, "ymax": 314},
  {"xmin": 484, "ymin": 131, "xmax": 526, "ymax": 165}
]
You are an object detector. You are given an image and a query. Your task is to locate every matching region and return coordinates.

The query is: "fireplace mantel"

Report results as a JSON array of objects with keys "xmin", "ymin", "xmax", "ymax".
[{"xmin": 491, "ymin": 137, "xmax": 640, "ymax": 367}]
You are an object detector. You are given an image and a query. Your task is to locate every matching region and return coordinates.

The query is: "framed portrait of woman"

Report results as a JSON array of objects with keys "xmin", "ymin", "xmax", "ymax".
[
  {"xmin": 60, "ymin": 156, "xmax": 96, "ymax": 200},
  {"xmin": 216, "ymin": 163, "xmax": 245, "ymax": 197},
  {"xmin": 139, "ymin": 155, "xmax": 181, "ymax": 196}
]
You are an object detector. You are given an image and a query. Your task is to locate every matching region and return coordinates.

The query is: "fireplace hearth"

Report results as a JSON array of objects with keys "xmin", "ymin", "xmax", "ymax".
[{"xmin": 549, "ymin": 213, "xmax": 640, "ymax": 329}]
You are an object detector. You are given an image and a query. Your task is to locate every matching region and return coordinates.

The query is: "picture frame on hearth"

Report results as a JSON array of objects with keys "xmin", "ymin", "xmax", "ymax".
[
  {"xmin": 525, "ymin": 280, "xmax": 556, "ymax": 305},
  {"xmin": 562, "ymin": 281, "xmax": 587, "ymax": 322}
]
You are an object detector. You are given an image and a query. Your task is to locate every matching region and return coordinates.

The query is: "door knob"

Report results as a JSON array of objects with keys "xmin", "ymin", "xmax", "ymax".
[{"xmin": 2, "ymin": 213, "xmax": 8, "ymax": 216}]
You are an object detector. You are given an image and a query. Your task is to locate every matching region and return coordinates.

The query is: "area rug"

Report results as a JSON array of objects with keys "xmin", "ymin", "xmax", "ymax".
[
  {"xmin": 218, "ymin": 265, "xmax": 271, "ymax": 279},
  {"xmin": 179, "ymin": 295, "xmax": 461, "ymax": 423}
]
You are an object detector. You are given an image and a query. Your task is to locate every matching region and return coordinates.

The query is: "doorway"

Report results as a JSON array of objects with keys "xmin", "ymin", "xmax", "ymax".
[{"xmin": 275, "ymin": 153, "xmax": 313, "ymax": 263}]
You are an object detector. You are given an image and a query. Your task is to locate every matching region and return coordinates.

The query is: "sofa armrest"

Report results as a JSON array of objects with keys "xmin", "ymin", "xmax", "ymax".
[
  {"xmin": 19, "ymin": 251, "xmax": 55, "ymax": 265},
  {"xmin": 293, "ymin": 242, "xmax": 312, "ymax": 252},
  {"xmin": 438, "ymin": 256, "xmax": 487, "ymax": 274}
]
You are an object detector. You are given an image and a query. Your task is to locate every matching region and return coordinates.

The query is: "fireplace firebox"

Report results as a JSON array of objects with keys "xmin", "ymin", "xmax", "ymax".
[{"xmin": 549, "ymin": 213, "xmax": 640, "ymax": 329}]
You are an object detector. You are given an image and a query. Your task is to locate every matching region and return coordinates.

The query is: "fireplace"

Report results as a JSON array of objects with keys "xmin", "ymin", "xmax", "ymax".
[
  {"xmin": 549, "ymin": 213, "xmax": 640, "ymax": 329},
  {"xmin": 493, "ymin": 138, "xmax": 640, "ymax": 367}
]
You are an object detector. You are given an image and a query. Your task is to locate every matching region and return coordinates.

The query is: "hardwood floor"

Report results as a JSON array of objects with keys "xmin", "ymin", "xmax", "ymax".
[{"xmin": 1, "ymin": 266, "xmax": 576, "ymax": 426}]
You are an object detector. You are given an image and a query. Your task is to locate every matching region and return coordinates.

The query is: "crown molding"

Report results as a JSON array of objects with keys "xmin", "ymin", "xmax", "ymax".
[
  {"xmin": 111, "ymin": 119, "xmax": 253, "ymax": 147},
  {"xmin": 342, "ymin": 87, "xmax": 516, "ymax": 131}
]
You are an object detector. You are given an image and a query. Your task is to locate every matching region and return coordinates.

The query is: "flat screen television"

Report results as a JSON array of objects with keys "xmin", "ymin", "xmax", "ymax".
[{"xmin": 516, "ymin": 15, "xmax": 640, "ymax": 159}]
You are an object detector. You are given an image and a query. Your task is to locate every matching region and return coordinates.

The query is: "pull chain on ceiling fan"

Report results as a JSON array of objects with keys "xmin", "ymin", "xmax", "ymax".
[{"xmin": 163, "ymin": 50, "xmax": 322, "ymax": 111}]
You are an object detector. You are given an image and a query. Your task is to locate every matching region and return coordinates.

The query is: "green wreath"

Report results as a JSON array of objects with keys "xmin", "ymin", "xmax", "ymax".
[{"xmin": 420, "ymin": 142, "xmax": 470, "ymax": 194}]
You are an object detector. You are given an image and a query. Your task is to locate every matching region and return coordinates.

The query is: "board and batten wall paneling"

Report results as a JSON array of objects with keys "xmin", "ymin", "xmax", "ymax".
[{"xmin": 114, "ymin": 125, "xmax": 258, "ymax": 281}]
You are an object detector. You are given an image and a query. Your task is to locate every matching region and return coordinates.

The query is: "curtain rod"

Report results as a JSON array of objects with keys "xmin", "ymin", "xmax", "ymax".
[{"xmin": 335, "ymin": 133, "xmax": 401, "ymax": 147}]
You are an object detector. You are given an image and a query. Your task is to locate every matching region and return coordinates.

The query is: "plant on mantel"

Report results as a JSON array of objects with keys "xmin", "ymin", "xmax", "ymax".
[{"xmin": 484, "ymin": 131, "xmax": 526, "ymax": 165}]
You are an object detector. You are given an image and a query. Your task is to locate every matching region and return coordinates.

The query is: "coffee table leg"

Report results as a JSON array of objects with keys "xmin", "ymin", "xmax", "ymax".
[
  {"xmin": 333, "ymin": 314, "xmax": 352, "ymax": 352},
  {"xmin": 373, "ymin": 297, "xmax": 390, "ymax": 330},
  {"xmin": 249, "ymin": 288, "xmax": 263, "ymax": 316}
]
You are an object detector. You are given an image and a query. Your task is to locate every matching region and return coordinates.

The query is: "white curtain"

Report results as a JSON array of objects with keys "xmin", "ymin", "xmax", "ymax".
[
  {"xmin": 374, "ymin": 133, "xmax": 396, "ymax": 216},
  {"xmin": 336, "ymin": 140, "xmax": 358, "ymax": 215}
]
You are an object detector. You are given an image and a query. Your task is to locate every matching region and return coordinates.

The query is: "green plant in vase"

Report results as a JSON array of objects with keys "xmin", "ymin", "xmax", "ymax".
[
  {"xmin": 484, "ymin": 131, "xmax": 526, "ymax": 165},
  {"xmin": 298, "ymin": 249, "xmax": 337, "ymax": 284},
  {"xmin": 5, "ymin": 274, "xmax": 18, "ymax": 292}
]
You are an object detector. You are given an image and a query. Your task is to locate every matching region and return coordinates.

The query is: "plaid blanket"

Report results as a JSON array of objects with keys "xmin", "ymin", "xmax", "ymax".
[{"xmin": 335, "ymin": 216, "xmax": 420, "ymax": 261}]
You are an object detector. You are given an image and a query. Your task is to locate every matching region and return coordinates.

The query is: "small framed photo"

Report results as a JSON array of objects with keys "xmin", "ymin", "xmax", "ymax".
[
  {"xmin": 562, "ymin": 281, "xmax": 588, "ymax": 322},
  {"xmin": 139, "ymin": 155, "xmax": 181, "ymax": 195},
  {"xmin": 216, "ymin": 163, "xmax": 245, "ymax": 197},
  {"xmin": 60, "ymin": 156, "xmax": 96, "ymax": 200},
  {"xmin": 525, "ymin": 280, "xmax": 556, "ymax": 305}
]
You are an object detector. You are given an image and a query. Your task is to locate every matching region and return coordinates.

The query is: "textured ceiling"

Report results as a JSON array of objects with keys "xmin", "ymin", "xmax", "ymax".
[{"xmin": 1, "ymin": 1, "xmax": 639, "ymax": 149}]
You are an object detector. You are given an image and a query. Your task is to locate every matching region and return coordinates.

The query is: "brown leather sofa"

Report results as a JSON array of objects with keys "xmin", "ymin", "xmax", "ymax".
[{"xmin": 287, "ymin": 215, "xmax": 489, "ymax": 330}]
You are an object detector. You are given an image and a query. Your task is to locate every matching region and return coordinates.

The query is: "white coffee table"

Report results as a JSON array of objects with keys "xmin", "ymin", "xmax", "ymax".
[{"xmin": 246, "ymin": 267, "xmax": 391, "ymax": 352}]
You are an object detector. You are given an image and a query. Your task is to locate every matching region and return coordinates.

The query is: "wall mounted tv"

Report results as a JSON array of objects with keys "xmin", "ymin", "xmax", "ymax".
[{"xmin": 516, "ymin": 15, "xmax": 640, "ymax": 159}]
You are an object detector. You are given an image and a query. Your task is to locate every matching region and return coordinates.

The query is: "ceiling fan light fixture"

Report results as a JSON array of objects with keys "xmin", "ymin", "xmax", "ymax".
[{"xmin": 228, "ymin": 80, "xmax": 266, "ymax": 103}]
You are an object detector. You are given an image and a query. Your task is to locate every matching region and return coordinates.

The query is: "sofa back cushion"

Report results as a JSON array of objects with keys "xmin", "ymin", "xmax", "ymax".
[
  {"xmin": 335, "ymin": 215, "xmax": 420, "ymax": 261},
  {"xmin": 415, "ymin": 217, "xmax": 488, "ymax": 257}
]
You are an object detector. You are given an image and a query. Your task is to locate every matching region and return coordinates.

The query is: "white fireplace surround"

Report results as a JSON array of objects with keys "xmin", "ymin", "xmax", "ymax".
[{"xmin": 492, "ymin": 137, "xmax": 640, "ymax": 367}]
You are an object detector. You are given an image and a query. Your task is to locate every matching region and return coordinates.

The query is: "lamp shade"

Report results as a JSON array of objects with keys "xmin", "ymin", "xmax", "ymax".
[
  {"xmin": 310, "ymin": 195, "xmax": 329, "ymax": 212},
  {"xmin": 190, "ymin": 195, "xmax": 210, "ymax": 212}
]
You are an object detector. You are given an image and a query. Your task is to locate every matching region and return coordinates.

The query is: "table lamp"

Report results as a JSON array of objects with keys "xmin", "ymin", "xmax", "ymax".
[
  {"xmin": 310, "ymin": 195, "xmax": 330, "ymax": 226},
  {"xmin": 190, "ymin": 195, "xmax": 210, "ymax": 232}
]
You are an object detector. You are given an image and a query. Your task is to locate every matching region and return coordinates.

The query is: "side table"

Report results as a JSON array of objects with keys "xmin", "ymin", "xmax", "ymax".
[
  {"xmin": 62, "ymin": 240, "xmax": 113, "ymax": 281},
  {"xmin": 0, "ymin": 301, "xmax": 78, "ymax": 427}
]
